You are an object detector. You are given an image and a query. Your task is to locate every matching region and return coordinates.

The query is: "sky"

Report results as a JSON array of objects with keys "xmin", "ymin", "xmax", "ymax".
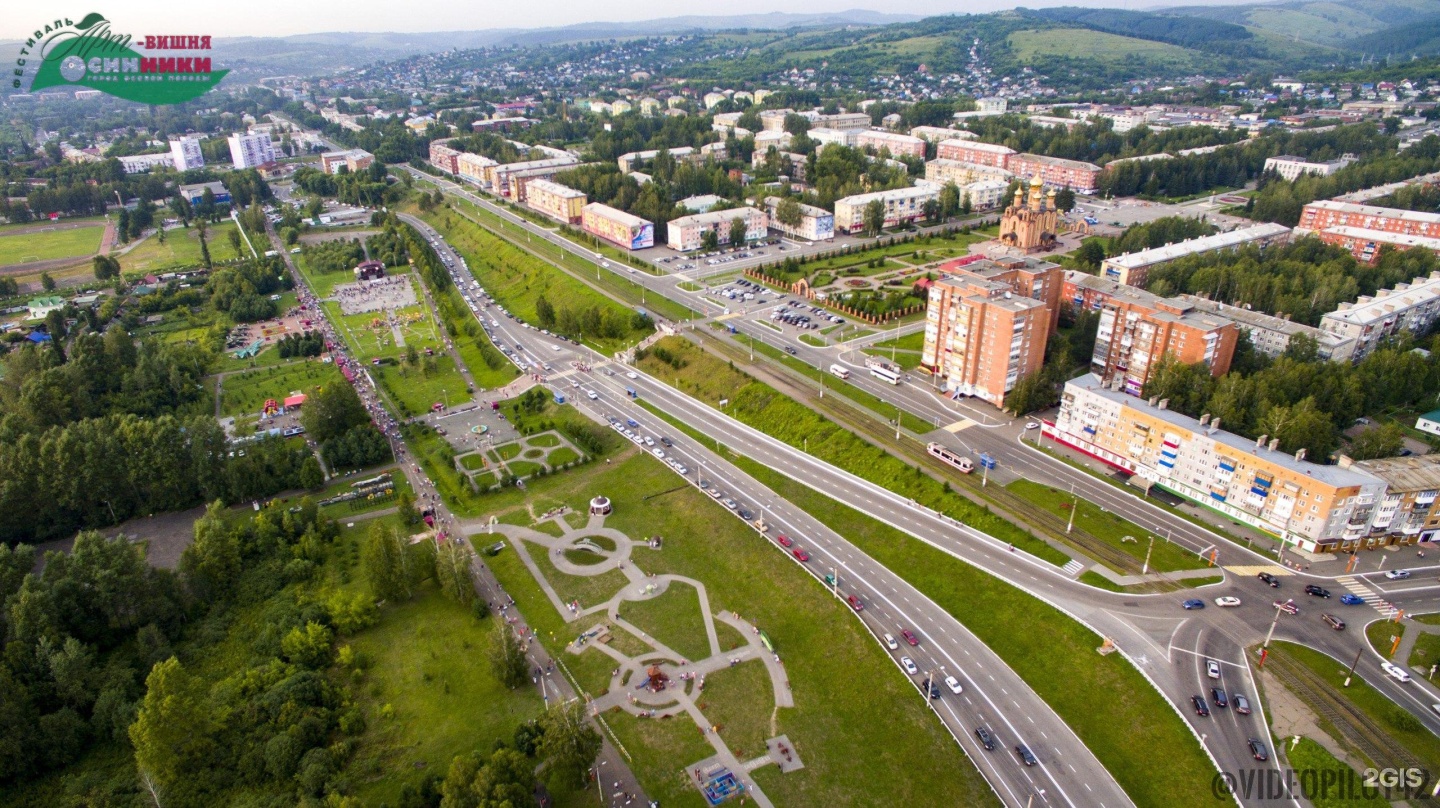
[{"xmin": 1, "ymin": 0, "xmax": 1257, "ymax": 40}]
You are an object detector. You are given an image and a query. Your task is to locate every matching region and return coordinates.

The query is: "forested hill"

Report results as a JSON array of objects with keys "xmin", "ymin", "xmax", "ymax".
[{"xmin": 1022, "ymin": 8, "xmax": 1254, "ymax": 52}]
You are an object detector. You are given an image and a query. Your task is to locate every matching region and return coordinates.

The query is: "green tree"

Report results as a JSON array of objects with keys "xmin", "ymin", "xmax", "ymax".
[
  {"xmin": 362, "ymin": 523, "xmax": 413, "ymax": 602},
  {"xmin": 40, "ymin": 272, "xmax": 55, "ymax": 291},
  {"xmin": 397, "ymin": 490, "xmax": 421, "ymax": 526},
  {"xmin": 775, "ymin": 196, "xmax": 802, "ymax": 229},
  {"xmin": 862, "ymin": 200, "xmax": 886, "ymax": 237},
  {"xmin": 435, "ymin": 540, "xmax": 476, "ymax": 607},
  {"xmin": 179, "ymin": 502, "xmax": 240, "ymax": 601},
  {"xmin": 700, "ymin": 229, "xmax": 719, "ymax": 252},
  {"xmin": 488, "ymin": 620, "xmax": 528, "ymax": 689},
  {"xmin": 938, "ymin": 182, "xmax": 960, "ymax": 219},
  {"xmin": 226, "ymin": 228, "xmax": 244, "ymax": 259},
  {"xmin": 1257, "ymin": 396, "xmax": 1335, "ymax": 458},
  {"xmin": 537, "ymin": 699, "xmax": 602, "ymax": 788},
  {"xmin": 921, "ymin": 198, "xmax": 941, "ymax": 225},
  {"xmin": 728, "ymin": 216, "xmax": 748, "ymax": 247},
  {"xmin": 300, "ymin": 381, "xmax": 369, "ymax": 444},
  {"xmin": 441, "ymin": 747, "xmax": 535, "ymax": 808},
  {"xmin": 280, "ymin": 621, "xmax": 335, "ymax": 669},
  {"xmin": 535, "ymin": 295, "xmax": 557, "ymax": 329},
  {"xmin": 92, "ymin": 255, "xmax": 119, "ymax": 281},
  {"xmin": 1073, "ymin": 239, "xmax": 1107, "ymax": 270},
  {"xmin": 299, "ymin": 455, "xmax": 325, "ymax": 489},
  {"xmin": 1053, "ymin": 187, "xmax": 1076, "ymax": 212},
  {"xmin": 1346, "ymin": 423, "xmax": 1406, "ymax": 460},
  {"xmin": 129, "ymin": 657, "xmax": 217, "ymax": 797}
]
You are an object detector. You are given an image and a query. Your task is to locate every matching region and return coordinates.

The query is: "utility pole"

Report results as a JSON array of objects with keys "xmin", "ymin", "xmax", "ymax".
[
  {"xmin": 1066, "ymin": 486, "xmax": 1077, "ymax": 534},
  {"xmin": 1344, "ymin": 647, "xmax": 1363, "ymax": 687},
  {"xmin": 1262, "ymin": 599, "xmax": 1291, "ymax": 653},
  {"xmin": 1142, "ymin": 535, "xmax": 1154, "ymax": 576}
]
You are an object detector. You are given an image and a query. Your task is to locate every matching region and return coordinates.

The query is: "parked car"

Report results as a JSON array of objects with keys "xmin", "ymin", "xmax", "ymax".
[
  {"xmin": 884, "ymin": 633, "xmax": 898, "ymax": 650},
  {"xmin": 1191, "ymin": 696, "xmax": 1210, "ymax": 717},
  {"xmin": 1384, "ymin": 569, "xmax": 1412, "ymax": 580}
]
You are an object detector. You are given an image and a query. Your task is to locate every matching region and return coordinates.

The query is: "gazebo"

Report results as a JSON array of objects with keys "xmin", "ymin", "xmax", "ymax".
[{"xmin": 590, "ymin": 495, "xmax": 612, "ymax": 515}]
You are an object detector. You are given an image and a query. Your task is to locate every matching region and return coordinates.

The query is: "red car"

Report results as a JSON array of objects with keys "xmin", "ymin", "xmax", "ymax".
[
  {"xmin": 847, "ymin": 595, "xmax": 864, "ymax": 612},
  {"xmin": 901, "ymin": 629, "xmax": 919, "ymax": 646},
  {"xmin": 776, "ymin": 534, "xmax": 794, "ymax": 548},
  {"xmin": 792, "ymin": 548, "xmax": 810, "ymax": 562},
  {"xmin": 1273, "ymin": 600, "xmax": 1299, "ymax": 616}
]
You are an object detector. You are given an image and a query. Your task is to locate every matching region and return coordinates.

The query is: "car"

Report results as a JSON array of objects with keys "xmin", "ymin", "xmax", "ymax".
[
  {"xmin": 1191, "ymin": 696, "xmax": 1210, "ymax": 717},
  {"xmin": 792, "ymin": 548, "xmax": 810, "ymax": 562},
  {"xmin": 722, "ymin": 498, "xmax": 738, "ymax": 510},
  {"xmin": 1015, "ymin": 745, "xmax": 1038, "ymax": 767},
  {"xmin": 1182, "ymin": 599, "xmax": 1206, "ymax": 610},
  {"xmin": 900, "ymin": 656, "xmax": 919, "ymax": 675},
  {"xmin": 847, "ymin": 595, "xmax": 864, "ymax": 612},
  {"xmin": 1384, "ymin": 569, "xmax": 1412, "ymax": 580},
  {"xmin": 824, "ymin": 573, "xmax": 837, "ymax": 587},
  {"xmin": 1248, "ymin": 739, "xmax": 1269, "ymax": 762},
  {"xmin": 1233, "ymin": 694, "xmax": 1252, "ymax": 715},
  {"xmin": 738, "ymin": 509, "xmax": 753, "ymax": 521},
  {"xmin": 974, "ymin": 727, "xmax": 996, "ymax": 750},
  {"xmin": 784, "ymin": 346, "xmax": 797, "ymax": 355},
  {"xmin": 586, "ymin": 390, "xmax": 598, "ymax": 400},
  {"xmin": 1211, "ymin": 688, "xmax": 1228, "ymax": 709},
  {"xmin": 1322, "ymin": 613, "xmax": 1346, "ymax": 630},
  {"xmin": 571, "ymin": 380, "xmax": 580, "ymax": 388},
  {"xmin": 920, "ymin": 678, "xmax": 941, "ymax": 699},
  {"xmin": 643, "ymin": 436, "xmax": 655, "ymax": 447},
  {"xmin": 1274, "ymin": 600, "xmax": 1300, "ymax": 615},
  {"xmin": 626, "ymin": 371, "xmax": 637, "ymax": 379},
  {"xmin": 884, "ymin": 633, "xmax": 898, "ymax": 650},
  {"xmin": 660, "ymin": 436, "xmax": 674, "ymax": 447},
  {"xmin": 1340, "ymin": 593, "xmax": 1365, "ymax": 605},
  {"xmin": 1304, "ymin": 585, "xmax": 1332, "ymax": 598},
  {"xmin": 944, "ymin": 675, "xmax": 963, "ymax": 694},
  {"xmin": 901, "ymin": 630, "xmax": 919, "ymax": 646},
  {"xmin": 1382, "ymin": 661, "xmax": 1412, "ymax": 683},
  {"xmin": 1206, "ymin": 659, "xmax": 1221, "ymax": 679},
  {"xmin": 651, "ymin": 448, "xmax": 665, "ymax": 459},
  {"xmin": 1257, "ymin": 572, "xmax": 1281, "ymax": 587},
  {"xmin": 708, "ymin": 488, "xmax": 723, "ymax": 499},
  {"xmin": 776, "ymin": 534, "xmax": 793, "ymax": 548},
  {"xmin": 1215, "ymin": 596, "xmax": 1242, "ymax": 607},
  {"xmin": 1024, "ymin": 421, "xmax": 1040, "ymax": 430}
]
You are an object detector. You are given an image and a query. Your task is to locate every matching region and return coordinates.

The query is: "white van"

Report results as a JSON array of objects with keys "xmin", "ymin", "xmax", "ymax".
[{"xmin": 884, "ymin": 633, "xmax": 898, "ymax": 650}]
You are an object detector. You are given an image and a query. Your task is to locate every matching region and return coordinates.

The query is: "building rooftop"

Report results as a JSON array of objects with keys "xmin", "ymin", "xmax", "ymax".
[
  {"xmin": 525, "ymin": 178, "xmax": 585, "ymax": 199},
  {"xmin": 1305, "ymin": 199, "xmax": 1440, "ymax": 227},
  {"xmin": 583, "ymin": 202, "xmax": 650, "ymax": 227},
  {"xmin": 1064, "ymin": 272, "xmax": 1234, "ymax": 331},
  {"xmin": 1331, "ymin": 172, "xmax": 1440, "ymax": 204},
  {"xmin": 1104, "ymin": 223, "xmax": 1291, "ymax": 270},
  {"xmin": 1012, "ymin": 153, "xmax": 1103, "ymax": 171},
  {"xmin": 763, "ymin": 196, "xmax": 831, "ymax": 218},
  {"xmin": 1321, "ymin": 225, "xmax": 1440, "ymax": 250},
  {"xmin": 835, "ymin": 184, "xmax": 938, "ymax": 206},
  {"xmin": 942, "ymin": 140, "xmax": 1014, "ymax": 154},
  {"xmin": 1352, "ymin": 454, "xmax": 1440, "ymax": 492},
  {"xmin": 668, "ymin": 207, "xmax": 762, "ymax": 228},
  {"xmin": 1324, "ymin": 272, "xmax": 1440, "ymax": 325},
  {"xmin": 1066, "ymin": 373, "xmax": 1381, "ymax": 487}
]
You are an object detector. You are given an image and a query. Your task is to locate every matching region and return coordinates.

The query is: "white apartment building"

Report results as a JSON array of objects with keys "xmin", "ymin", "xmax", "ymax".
[
  {"xmin": 854, "ymin": 130, "xmax": 926, "ymax": 158},
  {"xmin": 924, "ymin": 158, "xmax": 1013, "ymax": 187},
  {"xmin": 1320, "ymin": 272, "xmax": 1440, "ymax": 359},
  {"xmin": 1263, "ymin": 154, "xmax": 1356, "ymax": 182},
  {"xmin": 808, "ymin": 128, "xmax": 857, "ymax": 149},
  {"xmin": 170, "ymin": 136, "xmax": 204, "ymax": 171},
  {"xmin": 666, "ymin": 207, "xmax": 769, "ymax": 251},
  {"xmin": 227, "ymin": 132, "xmax": 277, "ymax": 169},
  {"xmin": 833, "ymin": 185, "xmax": 940, "ymax": 233},
  {"xmin": 1099, "ymin": 223, "xmax": 1292, "ymax": 286},
  {"xmin": 764, "ymin": 196, "xmax": 834, "ymax": 241},
  {"xmin": 117, "ymin": 153, "xmax": 174, "ymax": 174},
  {"xmin": 1175, "ymin": 296, "xmax": 1357, "ymax": 362}
]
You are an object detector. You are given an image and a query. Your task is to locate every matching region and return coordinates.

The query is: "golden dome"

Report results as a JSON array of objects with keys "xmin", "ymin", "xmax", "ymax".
[{"xmin": 1029, "ymin": 175, "xmax": 1043, "ymax": 187}]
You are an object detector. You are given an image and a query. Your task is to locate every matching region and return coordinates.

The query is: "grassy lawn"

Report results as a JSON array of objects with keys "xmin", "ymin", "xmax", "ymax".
[
  {"xmin": 619, "ymin": 582, "xmax": 713, "ymax": 662},
  {"xmin": 729, "ymin": 453, "xmax": 1218, "ymax": 808},
  {"xmin": 1407, "ymin": 628, "xmax": 1440, "ymax": 670},
  {"xmin": 480, "ymin": 452, "xmax": 994, "ymax": 808},
  {"xmin": 295, "ymin": 250, "xmax": 367, "ymax": 298},
  {"xmin": 118, "ymin": 221, "xmax": 240, "ymax": 274},
  {"xmin": 324, "ymin": 300, "xmax": 444, "ymax": 363},
  {"xmin": 871, "ymin": 330, "xmax": 926, "ymax": 352},
  {"xmin": 0, "ymin": 222, "xmax": 102, "ymax": 265},
  {"xmin": 1283, "ymin": 737, "xmax": 1390, "ymax": 808},
  {"xmin": 863, "ymin": 346, "xmax": 923, "ymax": 371},
  {"xmin": 530, "ymin": 433, "xmax": 561, "ymax": 448},
  {"xmin": 1007, "ymin": 480, "xmax": 1211, "ymax": 572},
  {"xmin": 699, "ymin": 659, "xmax": 773, "ymax": 758},
  {"xmin": 217, "ymin": 360, "xmax": 346, "ymax": 418},
  {"xmin": 798, "ymin": 333, "xmax": 825, "ymax": 347},
  {"xmin": 374, "ymin": 355, "xmax": 471, "ymax": 417},
  {"xmin": 1271, "ymin": 642, "xmax": 1440, "ymax": 766},
  {"xmin": 507, "ymin": 460, "xmax": 544, "ymax": 478},
  {"xmin": 550, "ymin": 447, "xmax": 580, "ymax": 466},
  {"xmin": 459, "ymin": 452, "xmax": 488, "ymax": 471},
  {"xmin": 1365, "ymin": 619, "xmax": 1399, "ymax": 658},
  {"xmin": 1080, "ymin": 569, "xmax": 1125, "ymax": 592},
  {"xmin": 537, "ymin": 548, "xmax": 630, "ymax": 609}
]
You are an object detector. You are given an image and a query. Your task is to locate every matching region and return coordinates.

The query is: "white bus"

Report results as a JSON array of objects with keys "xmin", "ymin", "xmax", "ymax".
[
  {"xmin": 870, "ymin": 366, "xmax": 900, "ymax": 385},
  {"xmin": 927, "ymin": 442, "xmax": 974, "ymax": 474},
  {"xmin": 829, "ymin": 364, "xmax": 850, "ymax": 380}
]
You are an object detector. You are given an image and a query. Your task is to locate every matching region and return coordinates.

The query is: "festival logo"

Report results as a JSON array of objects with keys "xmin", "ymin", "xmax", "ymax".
[{"xmin": 13, "ymin": 13, "xmax": 227, "ymax": 104}]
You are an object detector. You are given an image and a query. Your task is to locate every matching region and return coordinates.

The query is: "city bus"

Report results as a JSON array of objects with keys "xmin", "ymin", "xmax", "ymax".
[
  {"xmin": 870, "ymin": 365, "xmax": 900, "ymax": 385},
  {"xmin": 829, "ymin": 364, "xmax": 850, "ymax": 380},
  {"xmin": 927, "ymin": 442, "xmax": 974, "ymax": 474}
]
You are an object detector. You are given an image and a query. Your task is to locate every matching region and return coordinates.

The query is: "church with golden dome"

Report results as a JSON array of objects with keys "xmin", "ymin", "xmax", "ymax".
[{"xmin": 997, "ymin": 175, "xmax": 1059, "ymax": 254}]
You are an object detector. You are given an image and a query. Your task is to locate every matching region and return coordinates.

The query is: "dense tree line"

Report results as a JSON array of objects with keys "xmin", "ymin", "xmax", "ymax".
[
  {"xmin": 1370, "ymin": 182, "xmax": 1440, "ymax": 213},
  {"xmin": 292, "ymin": 162, "xmax": 394, "ymax": 208},
  {"xmin": 303, "ymin": 238, "xmax": 366, "ymax": 275},
  {"xmin": 965, "ymin": 114, "xmax": 1245, "ymax": 168},
  {"xmin": 207, "ymin": 255, "xmax": 292, "ymax": 323},
  {"xmin": 1246, "ymin": 135, "xmax": 1440, "ymax": 226},
  {"xmin": 1145, "ymin": 236, "xmax": 1440, "ymax": 326},
  {"xmin": 277, "ymin": 330, "xmax": 325, "ymax": 358}
]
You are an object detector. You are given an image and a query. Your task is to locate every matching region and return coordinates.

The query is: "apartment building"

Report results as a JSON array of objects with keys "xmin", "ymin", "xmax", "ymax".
[
  {"xmin": 169, "ymin": 136, "xmax": 204, "ymax": 171},
  {"xmin": 488, "ymin": 156, "xmax": 581, "ymax": 198},
  {"xmin": 524, "ymin": 179, "xmax": 587, "ymax": 224},
  {"xmin": 855, "ymin": 130, "xmax": 926, "ymax": 158},
  {"xmin": 964, "ymin": 180, "xmax": 1010, "ymax": 212},
  {"xmin": 1050, "ymin": 373, "xmax": 1387, "ymax": 552},
  {"xmin": 936, "ymin": 140, "xmax": 1014, "ymax": 168},
  {"xmin": 1264, "ymin": 154, "xmax": 1355, "ymax": 182},
  {"xmin": 1090, "ymin": 283, "xmax": 1238, "ymax": 395},
  {"xmin": 754, "ymin": 130, "xmax": 792, "ymax": 152},
  {"xmin": 808, "ymin": 111, "xmax": 871, "ymax": 130},
  {"xmin": 1351, "ymin": 455, "xmax": 1440, "ymax": 545},
  {"xmin": 920, "ymin": 256, "xmax": 1059, "ymax": 407},
  {"xmin": 581, "ymin": 203, "xmax": 654, "ymax": 250},
  {"xmin": 808, "ymin": 128, "xmax": 857, "ymax": 149},
  {"xmin": 1319, "ymin": 272, "xmax": 1440, "ymax": 359},
  {"xmin": 117, "ymin": 154, "xmax": 173, "ymax": 174},
  {"xmin": 1099, "ymin": 223, "xmax": 1292, "ymax": 286},
  {"xmin": 617, "ymin": 146, "xmax": 695, "ymax": 173},
  {"xmin": 1314, "ymin": 226, "xmax": 1440, "ymax": 265},
  {"xmin": 924, "ymin": 158, "xmax": 1013, "ymax": 187},
  {"xmin": 666, "ymin": 207, "xmax": 768, "ymax": 251},
  {"xmin": 751, "ymin": 149, "xmax": 807, "ymax": 181},
  {"xmin": 833, "ymin": 185, "xmax": 940, "ymax": 234},
  {"xmin": 455, "ymin": 152, "xmax": 498, "ymax": 184},
  {"xmin": 911, "ymin": 126, "xmax": 972, "ymax": 143},
  {"xmin": 227, "ymin": 132, "xmax": 277, "ymax": 169},
  {"xmin": 1298, "ymin": 200, "xmax": 1440, "ymax": 240},
  {"xmin": 764, "ymin": 196, "xmax": 834, "ymax": 242},
  {"xmin": 1173, "ymin": 295, "xmax": 1357, "ymax": 362},
  {"xmin": 429, "ymin": 140, "xmax": 462, "ymax": 174},
  {"xmin": 1006, "ymin": 153, "xmax": 1103, "ymax": 194},
  {"xmin": 319, "ymin": 149, "xmax": 374, "ymax": 175}
]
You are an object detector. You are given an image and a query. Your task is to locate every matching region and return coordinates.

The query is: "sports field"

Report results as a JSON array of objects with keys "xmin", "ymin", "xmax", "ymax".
[{"xmin": 0, "ymin": 223, "xmax": 103, "ymax": 266}]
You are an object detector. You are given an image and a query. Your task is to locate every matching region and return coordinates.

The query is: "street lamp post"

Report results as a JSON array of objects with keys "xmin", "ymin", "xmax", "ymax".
[
  {"xmin": 1262, "ymin": 599, "xmax": 1292, "ymax": 652},
  {"xmin": 1066, "ymin": 486, "xmax": 1077, "ymax": 534},
  {"xmin": 1142, "ymin": 535, "xmax": 1155, "ymax": 576}
]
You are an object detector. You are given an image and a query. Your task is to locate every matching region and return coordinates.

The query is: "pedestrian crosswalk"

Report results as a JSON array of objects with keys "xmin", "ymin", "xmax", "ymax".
[
  {"xmin": 1061, "ymin": 559, "xmax": 1086, "ymax": 577},
  {"xmin": 1335, "ymin": 575, "xmax": 1394, "ymax": 613},
  {"xmin": 942, "ymin": 419, "xmax": 975, "ymax": 433},
  {"xmin": 1224, "ymin": 565, "xmax": 1293, "ymax": 576}
]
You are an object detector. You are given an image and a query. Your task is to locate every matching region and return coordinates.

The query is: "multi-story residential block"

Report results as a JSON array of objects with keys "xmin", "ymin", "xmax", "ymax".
[
  {"xmin": 169, "ymin": 136, "xmax": 204, "ymax": 171},
  {"xmin": 1007, "ymin": 153, "xmax": 1103, "ymax": 193},
  {"xmin": 1298, "ymin": 200, "xmax": 1440, "ymax": 240},
  {"xmin": 753, "ymin": 130, "xmax": 792, "ymax": 151},
  {"xmin": 666, "ymin": 207, "xmax": 768, "ymax": 251},
  {"xmin": 936, "ymin": 140, "xmax": 1014, "ymax": 168},
  {"xmin": 976, "ymin": 97, "xmax": 1008, "ymax": 114},
  {"xmin": 963, "ymin": 180, "xmax": 1010, "ymax": 212},
  {"xmin": 920, "ymin": 256, "xmax": 1060, "ymax": 407},
  {"xmin": 1099, "ymin": 223, "xmax": 1292, "ymax": 286},
  {"xmin": 227, "ymin": 132, "xmax": 277, "ymax": 169},
  {"xmin": 808, "ymin": 128, "xmax": 857, "ymax": 149},
  {"xmin": 319, "ymin": 149, "xmax": 374, "ymax": 175},
  {"xmin": 429, "ymin": 140, "xmax": 462, "ymax": 174},
  {"xmin": 523, "ymin": 179, "xmax": 587, "ymax": 224},
  {"xmin": 1351, "ymin": 455, "xmax": 1440, "ymax": 545},
  {"xmin": 117, "ymin": 153, "xmax": 174, "ymax": 174},
  {"xmin": 855, "ymin": 130, "xmax": 926, "ymax": 158},
  {"xmin": 1089, "ymin": 282, "xmax": 1238, "ymax": 395},
  {"xmin": 1264, "ymin": 154, "xmax": 1355, "ymax": 181},
  {"xmin": 758, "ymin": 109, "xmax": 795, "ymax": 132},
  {"xmin": 924, "ymin": 158, "xmax": 1013, "ymax": 187},
  {"xmin": 456, "ymin": 152, "xmax": 498, "ymax": 184},
  {"xmin": 1319, "ymin": 272, "xmax": 1440, "ymax": 359},
  {"xmin": 764, "ymin": 196, "xmax": 834, "ymax": 241},
  {"xmin": 833, "ymin": 185, "xmax": 940, "ymax": 234},
  {"xmin": 1172, "ymin": 295, "xmax": 1356, "ymax": 362},
  {"xmin": 1314, "ymin": 226, "xmax": 1440, "ymax": 264},
  {"xmin": 911, "ymin": 126, "xmax": 972, "ymax": 143},
  {"xmin": 1050, "ymin": 374, "xmax": 1386, "ymax": 552},
  {"xmin": 487, "ymin": 157, "xmax": 581, "ymax": 198},
  {"xmin": 617, "ymin": 146, "xmax": 695, "ymax": 173},
  {"xmin": 808, "ymin": 111, "xmax": 871, "ymax": 130},
  {"xmin": 751, "ymin": 149, "xmax": 807, "ymax": 182},
  {"xmin": 581, "ymin": 203, "xmax": 654, "ymax": 250}
]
